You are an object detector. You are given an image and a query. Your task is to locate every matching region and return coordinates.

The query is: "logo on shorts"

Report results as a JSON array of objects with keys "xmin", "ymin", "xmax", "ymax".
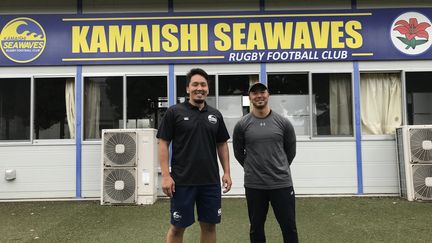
[
  {"xmin": 208, "ymin": 115, "xmax": 217, "ymax": 124},
  {"xmin": 217, "ymin": 208, "xmax": 222, "ymax": 216},
  {"xmin": 173, "ymin": 211, "xmax": 182, "ymax": 221},
  {"xmin": 390, "ymin": 12, "xmax": 432, "ymax": 55},
  {"xmin": 0, "ymin": 17, "xmax": 46, "ymax": 63}
]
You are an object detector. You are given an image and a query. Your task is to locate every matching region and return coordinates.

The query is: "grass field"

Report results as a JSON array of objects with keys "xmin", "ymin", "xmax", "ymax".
[{"xmin": 1, "ymin": 197, "xmax": 431, "ymax": 243}]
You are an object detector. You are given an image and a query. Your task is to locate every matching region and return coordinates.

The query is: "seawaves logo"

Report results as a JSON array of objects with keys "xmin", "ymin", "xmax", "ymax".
[
  {"xmin": 0, "ymin": 17, "xmax": 46, "ymax": 63},
  {"xmin": 391, "ymin": 12, "xmax": 432, "ymax": 55}
]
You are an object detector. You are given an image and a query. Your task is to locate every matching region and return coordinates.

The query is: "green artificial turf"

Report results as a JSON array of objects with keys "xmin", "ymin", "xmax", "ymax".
[{"xmin": 0, "ymin": 197, "xmax": 431, "ymax": 243}]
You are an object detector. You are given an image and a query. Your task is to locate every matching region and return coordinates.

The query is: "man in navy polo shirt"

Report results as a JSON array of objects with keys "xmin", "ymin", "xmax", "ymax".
[{"xmin": 157, "ymin": 68, "xmax": 232, "ymax": 243}]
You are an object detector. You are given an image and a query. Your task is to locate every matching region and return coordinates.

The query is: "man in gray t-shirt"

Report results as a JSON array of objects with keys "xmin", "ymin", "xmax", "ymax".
[{"xmin": 233, "ymin": 82, "xmax": 298, "ymax": 243}]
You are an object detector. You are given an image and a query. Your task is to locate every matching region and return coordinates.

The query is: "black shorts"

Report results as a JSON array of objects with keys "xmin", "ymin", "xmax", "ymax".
[{"xmin": 170, "ymin": 184, "xmax": 222, "ymax": 228}]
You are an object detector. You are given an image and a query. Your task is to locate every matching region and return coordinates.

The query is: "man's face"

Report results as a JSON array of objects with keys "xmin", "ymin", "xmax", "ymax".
[
  {"xmin": 249, "ymin": 89, "xmax": 269, "ymax": 109},
  {"xmin": 187, "ymin": 74, "xmax": 209, "ymax": 104}
]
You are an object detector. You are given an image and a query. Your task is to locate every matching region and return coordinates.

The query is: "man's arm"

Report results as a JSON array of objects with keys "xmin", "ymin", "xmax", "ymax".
[
  {"xmin": 217, "ymin": 142, "xmax": 232, "ymax": 193},
  {"xmin": 283, "ymin": 121, "xmax": 296, "ymax": 165},
  {"xmin": 232, "ymin": 122, "xmax": 246, "ymax": 167},
  {"xmin": 158, "ymin": 138, "xmax": 175, "ymax": 197}
]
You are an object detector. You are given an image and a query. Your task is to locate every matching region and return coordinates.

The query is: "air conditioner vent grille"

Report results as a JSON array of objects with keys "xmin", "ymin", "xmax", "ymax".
[
  {"xmin": 413, "ymin": 165, "xmax": 432, "ymax": 200},
  {"xmin": 103, "ymin": 168, "xmax": 136, "ymax": 204},
  {"xmin": 409, "ymin": 128, "xmax": 432, "ymax": 163},
  {"xmin": 104, "ymin": 132, "xmax": 137, "ymax": 166}
]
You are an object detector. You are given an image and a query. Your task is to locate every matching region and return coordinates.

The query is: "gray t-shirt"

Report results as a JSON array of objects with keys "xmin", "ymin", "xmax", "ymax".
[{"xmin": 233, "ymin": 110, "xmax": 296, "ymax": 189}]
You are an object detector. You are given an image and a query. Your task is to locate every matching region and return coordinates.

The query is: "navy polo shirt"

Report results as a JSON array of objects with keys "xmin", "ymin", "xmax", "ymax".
[{"xmin": 156, "ymin": 101, "xmax": 230, "ymax": 185}]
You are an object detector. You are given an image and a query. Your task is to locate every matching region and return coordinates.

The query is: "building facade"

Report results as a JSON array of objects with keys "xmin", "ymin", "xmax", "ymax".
[{"xmin": 1, "ymin": 0, "xmax": 432, "ymax": 200}]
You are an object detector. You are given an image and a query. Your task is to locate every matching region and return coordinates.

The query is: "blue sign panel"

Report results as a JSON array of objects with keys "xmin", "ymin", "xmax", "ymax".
[{"xmin": 0, "ymin": 8, "xmax": 432, "ymax": 66}]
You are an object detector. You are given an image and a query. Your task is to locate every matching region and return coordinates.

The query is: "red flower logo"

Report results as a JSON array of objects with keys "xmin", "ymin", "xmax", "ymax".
[{"xmin": 393, "ymin": 18, "xmax": 431, "ymax": 49}]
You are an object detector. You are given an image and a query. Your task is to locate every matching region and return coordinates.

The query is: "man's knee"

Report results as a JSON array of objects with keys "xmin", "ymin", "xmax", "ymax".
[
  {"xmin": 200, "ymin": 222, "xmax": 216, "ymax": 233},
  {"xmin": 169, "ymin": 225, "xmax": 186, "ymax": 236}
]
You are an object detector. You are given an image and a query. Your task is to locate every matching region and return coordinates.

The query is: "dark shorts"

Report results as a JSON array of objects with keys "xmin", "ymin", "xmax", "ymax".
[{"xmin": 170, "ymin": 184, "xmax": 222, "ymax": 228}]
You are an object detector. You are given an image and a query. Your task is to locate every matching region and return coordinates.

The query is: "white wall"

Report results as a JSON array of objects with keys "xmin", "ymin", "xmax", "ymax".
[
  {"xmin": 82, "ymin": 140, "xmax": 359, "ymax": 198},
  {"xmin": 81, "ymin": 143, "xmax": 101, "ymax": 198},
  {"xmin": 0, "ymin": 144, "xmax": 76, "ymax": 199},
  {"xmin": 293, "ymin": 141, "xmax": 358, "ymax": 194},
  {"xmin": 362, "ymin": 140, "xmax": 399, "ymax": 194}
]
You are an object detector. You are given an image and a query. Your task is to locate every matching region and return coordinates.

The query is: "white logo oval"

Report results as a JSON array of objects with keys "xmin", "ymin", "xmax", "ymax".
[
  {"xmin": 173, "ymin": 211, "xmax": 182, "ymax": 221},
  {"xmin": 390, "ymin": 12, "xmax": 432, "ymax": 55},
  {"xmin": 208, "ymin": 115, "xmax": 217, "ymax": 124}
]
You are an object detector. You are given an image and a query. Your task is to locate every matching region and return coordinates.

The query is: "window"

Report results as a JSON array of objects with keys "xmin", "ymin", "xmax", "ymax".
[
  {"xmin": 218, "ymin": 74, "xmax": 258, "ymax": 138},
  {"xmin": 84, "ymin": 77, "xmax": 123, "ymax": 140},
  {"xmin": 405, "ymin": 72, "xmax": 432, "ymax": 125},
  {"xmin": 127, "ymin": 76, "xmax": 167, "ymax": 129},
  {"xmin": 312, "ymin": 73, "xmax": 353, "ymax": 136},
  {"xmin": 34, "ymin": 77, "xmax": 75, "ymax": 139},
  {"xmin": 176, "ymin": 75, "xmax": 216, "ymax": 107},
  {"xmin": 267, "ymin": 74, "xmax": 309, "ymax": 135},
  {"xmin": 360, "ymin": 73, "xmax": 402, "ymax": 135},
  {"xmin": 0, "ymin": 78, "xmax": 30, "ymax": 140}
]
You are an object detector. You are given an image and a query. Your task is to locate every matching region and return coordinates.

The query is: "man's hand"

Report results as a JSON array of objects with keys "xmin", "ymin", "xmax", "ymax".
[
  {"xmin": 162, "ymin": 175, "xmax": 175, "ymax": 198},
  {"xmin": 221, "ymin": 173, "xmax": 232, "ymax": 193}
]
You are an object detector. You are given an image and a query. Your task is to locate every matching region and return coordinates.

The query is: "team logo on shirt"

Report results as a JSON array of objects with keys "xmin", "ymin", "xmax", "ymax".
[
  {"xmin": 217, "ymin": 208, "xmax": 222, "ymax": 216},
  {"xmin": 208, "ymin": 114, "xmax": 217, "ymax": 124}
]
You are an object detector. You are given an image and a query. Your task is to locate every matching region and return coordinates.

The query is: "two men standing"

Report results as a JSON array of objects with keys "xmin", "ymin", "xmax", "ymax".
[{"xmin": 157, "ymin": 68, "xmax": 298, "ymax": 243}]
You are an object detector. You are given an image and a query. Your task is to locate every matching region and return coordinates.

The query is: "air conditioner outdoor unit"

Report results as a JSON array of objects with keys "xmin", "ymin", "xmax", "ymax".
[
  {"xmin": 395, "ymin": 125, "xmax": 432, "ymax": 201},
  {"xmin": 101, "ymin": 129, "xmax": 158, "ymax": 205}
]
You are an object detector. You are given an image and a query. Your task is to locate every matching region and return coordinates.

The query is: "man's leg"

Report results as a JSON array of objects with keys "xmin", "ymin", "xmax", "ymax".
[
  {"xmin": 269, "ymin": 187, "xmax": 298, "ymax": 243},
  {"xmin": 199, "ymin": 222, "xmax": 216, "ymax": 243},
  {"xmin": 245, "ymin": 187, "xmax": 269, "ymax": 243},
  {"xmin": 196, "ymin": 185, "xmax": 221, "ymax": 243},
  {"xmin": 168, "ymin": 186, "xmax": 197, "ymax": 243},
  {"xmin": 166, "ymin": 225, "xmax": 186, "ymax": 243}
]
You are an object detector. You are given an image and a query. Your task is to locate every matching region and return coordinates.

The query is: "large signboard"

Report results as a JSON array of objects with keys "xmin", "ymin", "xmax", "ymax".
[{"xmin": 0, "ymin": 9, "xmax": 432, "ymax": 66}]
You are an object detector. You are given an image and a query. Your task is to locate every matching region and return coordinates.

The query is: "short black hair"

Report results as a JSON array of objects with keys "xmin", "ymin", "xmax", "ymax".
[{"xmin": 186, "ymin": 68, "xmax": 209, "ymax": 86}]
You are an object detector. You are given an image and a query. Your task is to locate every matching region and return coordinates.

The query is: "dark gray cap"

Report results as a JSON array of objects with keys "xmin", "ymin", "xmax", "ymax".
[{"xmin": 248, "ymin": 82, "xmax": 268, "ymax": 93}]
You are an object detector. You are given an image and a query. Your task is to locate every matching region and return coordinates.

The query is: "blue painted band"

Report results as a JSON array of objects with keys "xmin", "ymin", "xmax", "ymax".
[
  {"xmin": 168, "ymin": 64, "xmax": 175, "ymax": 106},
  {"xmin": 353, "ymin": 61, "xmax": 363, "ymax": 194},
  {"xmin": 260, "ymin": 63, "xmax": 267, "ymax": 85},
  {"xmin": 76, "ymin": 65, "xmax": 82, "ymax": 198}
]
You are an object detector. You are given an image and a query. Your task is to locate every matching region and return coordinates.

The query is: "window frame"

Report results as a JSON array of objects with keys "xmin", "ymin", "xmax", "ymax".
[
  {"xmin": 359, "ymin": 71, "xmax": 403, "ymax": 141},
  {"xmin": 267, "ymin": 71, "xmax": 356, "ymax": 141},
  {"xmin": 402, "ymin": 70, "xmax": 432, "ymax": 126},
  {"xmin": 310, "ymin": 72, "xmax": 355, "ymax": 139},
  {"xmin": 32, "ymin": 75, "xmax": 76, "ymax": 144},
  {"xmin": 82, "ymin": 73, "xmax": 169, "ymax": 142},
  {"xmin": 0, "ymin": 76, "xmax": 32, "ymax": 144},
  {"xmin": 217, "ymin": 72, "xmax": 260, "ymax": 141},
  {"xmin": 0, "ymin": 74, "xmax": 77, "ymax": 145},
  {"xmin": 125, "ymin": 74, "xmax": 169, "ymax": 130}
]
